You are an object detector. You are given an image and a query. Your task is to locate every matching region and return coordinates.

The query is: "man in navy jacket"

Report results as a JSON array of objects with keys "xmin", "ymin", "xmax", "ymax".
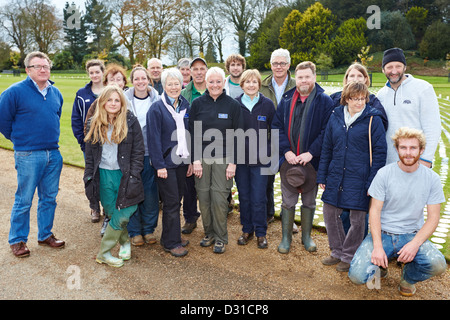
[{"xmin": 272, "ymin": 61, "xmax": 334, "ymax": 254}]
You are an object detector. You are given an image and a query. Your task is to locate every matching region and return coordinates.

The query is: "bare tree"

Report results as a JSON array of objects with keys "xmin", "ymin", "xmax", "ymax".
[
  {"xmin": 205, "ymin": 0, "xmax": 228, "ymax": 63},
  {"xmin": 138, "ymin": 0, "xmax": 190, "ymax": 59},
  {"xmin": 191, "ymin": 0, "xmax": 210, "ymax": 56},
  {"xmin": 219, "ymin": 0, "xmax": 256, "ymax": 56},
  {"xmin": 24, "ymin": 0, "xmax": 63, "ymax": 54},
  {"xmin": 0, "ymin": 0, "xmax": 31, "ymax": 65},
  {"xmin": 175, "ymin": 10, "xmax": 196, "ymax": 59},
  {"xmin": 109, "ymin": 0, "xmax": 144, "ymax": 65}
]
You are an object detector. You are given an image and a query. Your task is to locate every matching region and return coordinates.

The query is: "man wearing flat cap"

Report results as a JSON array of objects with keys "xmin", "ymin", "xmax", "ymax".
[
  {"xmin": 272, "ymin": 61, "xmax": 334, "ymax": 254},
  {"xmin": 377, "ymin": 47, "xmax": 440, "ymax": 167}
]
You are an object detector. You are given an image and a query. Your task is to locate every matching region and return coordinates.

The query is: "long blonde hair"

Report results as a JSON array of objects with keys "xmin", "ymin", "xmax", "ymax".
[{"xmin": 84, "ymin": 84, "xmax": 129, "ymax": 145}]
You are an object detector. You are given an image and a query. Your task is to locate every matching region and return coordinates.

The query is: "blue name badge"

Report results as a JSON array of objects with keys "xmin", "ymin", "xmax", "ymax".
[
  {"xmin": 184, "ymin": 113, "xmax": 189, "ymax": 118},
  {"xmin": 257, "ymin": 115, "xmax": 267, "ymax": 121},
  {"xmin": 218, "ymin": 113, "xmax": 228, "ymax": 119}
]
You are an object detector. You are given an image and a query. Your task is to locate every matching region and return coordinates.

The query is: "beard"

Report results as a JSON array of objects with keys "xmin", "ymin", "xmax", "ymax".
[
  {"xmin": 398, "ymin": 153, "xmax": 421, "ymax": 167},
  {"xmin": 386, "ymin": 70, "xmax": 405, "ymax": 84},
  {"xmin": 298, "ymin": 83, "xmax": 314, "ymax": 96}
]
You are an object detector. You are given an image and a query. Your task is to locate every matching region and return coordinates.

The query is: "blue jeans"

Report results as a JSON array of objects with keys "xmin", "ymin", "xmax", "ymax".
[
  {"xmin": 235, "ymin": 165, "xmax": 268, "ymax": 237},
  {"xmin": 9, "ymin": 149, "xmax": 63, "ymax": 245},
  {"xmin": 127, "ymin": 157, "xmax": 159, "ymax": 237},
  {"xmin": 348, "ymin": 232, "xmax": 447, "ymax": 285}
]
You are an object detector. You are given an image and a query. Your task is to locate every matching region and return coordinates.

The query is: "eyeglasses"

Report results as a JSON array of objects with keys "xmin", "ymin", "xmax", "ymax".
[
  {"xmin": 349, "ymin": 97, "xmax": 366, "ymax": 102},
  {"xmin": 28, "ymin": 65, "xmax": 51, "ymax": 71},
  {"xmin": 271, "ymin": 62, "xmax": 288, "ymax": 67}
]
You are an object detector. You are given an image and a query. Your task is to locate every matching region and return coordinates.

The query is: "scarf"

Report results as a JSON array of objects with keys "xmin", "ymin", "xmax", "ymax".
[{"xmin": 161, "ymin": 93, "xmax": 190, "ymax": 159}]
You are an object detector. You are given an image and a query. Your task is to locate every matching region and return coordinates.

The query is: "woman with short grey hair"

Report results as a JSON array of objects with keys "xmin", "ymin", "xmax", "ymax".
[
  {"xmin": 189, "ymin": 66, "xmax": 244, "ymax": 254},
  {"xmin": 147, "ymin": 67, "xmax": 191, "ymax": 257}
]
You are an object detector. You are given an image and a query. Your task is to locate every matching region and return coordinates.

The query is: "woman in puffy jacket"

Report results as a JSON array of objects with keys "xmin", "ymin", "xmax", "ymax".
[
  {"xmin": 84, "ymin": 84, "xmax": 145, "ymax": 268},
  {"xmin": 317, "ymin": 82, "xmax": 387, "ymax": 272}
]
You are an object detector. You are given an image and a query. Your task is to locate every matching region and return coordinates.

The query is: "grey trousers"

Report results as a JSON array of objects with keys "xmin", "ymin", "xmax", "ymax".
[
  {"xmin": 195, "ymin": 160, "xmax": 233, "ymax": 244},
  {"xmin": 322, "ymin": 203, "xmax": 366, "ymax": 263}
]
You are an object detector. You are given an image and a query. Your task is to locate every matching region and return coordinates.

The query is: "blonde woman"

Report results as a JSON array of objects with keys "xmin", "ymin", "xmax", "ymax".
[{"xmin": 84, "ymin": 84, "xmax": 145, "ymax": 267}]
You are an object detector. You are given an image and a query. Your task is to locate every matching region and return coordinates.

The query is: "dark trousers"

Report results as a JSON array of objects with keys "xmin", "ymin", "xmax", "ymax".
[
  {"xmin": 183, "ymin": 175, "xmax": 200, "ymax": 223},
  {"xmin": 266, "ymin": 174, "xmax": 275, "ymax": 218},
  {"xmin": 157, "ymin": 165, "xmax": 188, "ymax": 250},
  {"xmin": 235, "ymin": 165, "xmax": 268, "ymax": 237}
]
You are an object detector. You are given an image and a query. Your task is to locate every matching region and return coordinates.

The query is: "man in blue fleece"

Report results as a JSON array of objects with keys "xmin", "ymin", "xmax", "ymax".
[{"xmin": 0, "ymin": 51, "xmax": 65, "ymax": 258}]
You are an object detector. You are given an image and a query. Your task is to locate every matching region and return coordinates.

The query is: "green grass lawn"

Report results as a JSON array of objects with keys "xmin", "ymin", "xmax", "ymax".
[{"xmin": 1, "ymin": 72, "xmax": 450, "ymax": 261}]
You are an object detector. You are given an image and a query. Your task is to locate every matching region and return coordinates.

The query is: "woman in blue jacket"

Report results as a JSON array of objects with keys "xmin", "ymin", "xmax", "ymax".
[
  {"xmin": 317, "ymin": 82, "xmax": 387, "ymax": 272},
  {"xmin": 330, "ymin": 63, "xmax": 388, "ymax": 235},
  {"xmin": 234, "ymin": 69, "xmax": 275, "ymax": 249},
  {"xmin": 147, "ymin": 68, "xmax": 191, "ymax": 257}
]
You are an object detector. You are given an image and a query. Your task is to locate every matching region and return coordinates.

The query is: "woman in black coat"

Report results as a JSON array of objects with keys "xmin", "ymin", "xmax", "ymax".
[{"xmin": 84, "ymin": 84, "xmax": 145, "ymax": 268}]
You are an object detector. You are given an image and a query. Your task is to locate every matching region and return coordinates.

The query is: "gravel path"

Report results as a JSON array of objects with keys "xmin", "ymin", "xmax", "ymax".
[{"xmin": 0, "ymin": 148, "xmax": 448, "ymax": 301}]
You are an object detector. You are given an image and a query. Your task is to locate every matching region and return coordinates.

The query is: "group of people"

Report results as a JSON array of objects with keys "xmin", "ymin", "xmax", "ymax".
[{"xmin": 0, "ymin": 47, "xmax": 447, "ymax": 297}]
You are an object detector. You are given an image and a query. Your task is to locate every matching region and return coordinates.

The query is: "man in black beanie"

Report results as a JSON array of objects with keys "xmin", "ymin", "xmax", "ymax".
[{"xmin": 377, "ymin": 47, "xmax": 441, "ymax": 168}]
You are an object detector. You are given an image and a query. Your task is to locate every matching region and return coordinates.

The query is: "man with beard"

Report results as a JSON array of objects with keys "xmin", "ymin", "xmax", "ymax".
[
  {"xmin": 377, "ymin": 48, "xmax": 440, "ymax": 167},
  {"xmin": 272, "ymin": 61, "xmax": 334, "ymax": 253},
  {"xmin": 348, "ymin": 127, "xmax": 447, "ymax": 297}
]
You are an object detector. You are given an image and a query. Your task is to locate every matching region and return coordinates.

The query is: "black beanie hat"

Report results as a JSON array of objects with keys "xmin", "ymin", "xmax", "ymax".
[{"xmin": 382, "ymin": 48, "xmax": 406, "ymax": 68}]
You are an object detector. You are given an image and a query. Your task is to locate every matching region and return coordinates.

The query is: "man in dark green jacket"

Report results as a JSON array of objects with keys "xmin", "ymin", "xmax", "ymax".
[{"xmin": 259, "ymin": 48, "xmax": 296, "ymax": 110}]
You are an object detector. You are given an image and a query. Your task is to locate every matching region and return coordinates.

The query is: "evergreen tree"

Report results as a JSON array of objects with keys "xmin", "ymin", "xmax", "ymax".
[{"xmin": 84, "ymin": 0, "xmax": 117, "ymax": 54}]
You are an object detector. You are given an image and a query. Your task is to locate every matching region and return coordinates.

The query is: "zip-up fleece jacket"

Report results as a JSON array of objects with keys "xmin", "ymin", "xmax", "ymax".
[
  {"xmin": 235, "ymin": 93, "xmax": 275, "ymax": 166},
  {"xmin": 189, "ymin": 89, "xmax": 244, "ymax": 163},
  {"xmin": 376, "ymin": 74, "xmax": 440, "ymax": 164}
]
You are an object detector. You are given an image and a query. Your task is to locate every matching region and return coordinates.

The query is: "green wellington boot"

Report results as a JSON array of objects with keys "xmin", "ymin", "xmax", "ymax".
[
  {"xmin": 278, "ymin": 207, "xmax": 295, "ymax": 254},
  {"xmin": 300, "ymin": 206, "xmax": 317, "ymax": 252},
  {"xmin": 118, "ymin": 228, "xmax": 131, "ymax": 261},
  {"xmin": 96, "ymin": 224, "xmax": 124, "ymax": 268}
]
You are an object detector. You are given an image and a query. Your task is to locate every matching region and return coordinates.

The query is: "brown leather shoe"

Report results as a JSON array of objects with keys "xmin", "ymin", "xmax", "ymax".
[
  {"xmin": 38, "ymin": 234, "xmax": 65, "ymax": 248},
  {"xmin": 257, "ymin": 236, "xmax": 268, "ymax": 249},
  {"xmin": 91, "ymin": 209, "xmax": 100, "ymax": 223},
  {"xmin": 237, "ymin": 232, "xmax": 254, "ymax": 245},
  {"xmin": 11, "ymin": 242, "xmax": 30, "ymax": 258}
]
